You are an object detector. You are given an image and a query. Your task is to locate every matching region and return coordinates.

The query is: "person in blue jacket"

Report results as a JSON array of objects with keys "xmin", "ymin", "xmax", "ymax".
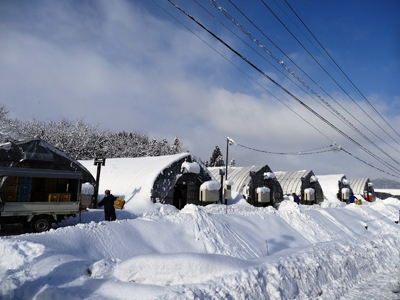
[
  {"xmin": 98, "ymin": 189, "xmax": 117, "ymax": 221},
  {"xmin": 349, "ymin": 194, "xmax": 357, "ymax": 204},
  {"xmin": 292, "ymin": 193, "xmax": 300, "ymax": 205}
]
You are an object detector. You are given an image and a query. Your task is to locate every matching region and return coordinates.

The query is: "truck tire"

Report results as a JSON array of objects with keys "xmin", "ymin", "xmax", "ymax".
[{"xmin": 30, "ymin": 215, "xmax": 52, "ymax": 233}]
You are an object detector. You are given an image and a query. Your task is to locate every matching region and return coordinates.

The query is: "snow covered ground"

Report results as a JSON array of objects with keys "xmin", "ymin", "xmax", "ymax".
[{"xmin": 1, "ymin": 170, "xmax": 400, "ymax": 299}]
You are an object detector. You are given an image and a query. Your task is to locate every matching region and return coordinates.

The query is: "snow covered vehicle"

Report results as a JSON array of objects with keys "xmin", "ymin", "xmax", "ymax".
[{"xmin": 0, "ymin": 139, "xmax": 96, "ymax": 233}]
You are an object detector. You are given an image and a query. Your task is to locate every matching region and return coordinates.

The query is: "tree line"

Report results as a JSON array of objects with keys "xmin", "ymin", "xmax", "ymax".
[{"xmin": 0, "ymin": 104, "xmax": 187, "ymax": 160}]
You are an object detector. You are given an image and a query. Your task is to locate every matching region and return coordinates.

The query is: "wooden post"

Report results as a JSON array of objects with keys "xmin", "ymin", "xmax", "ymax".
[{"xmin": 93, "ymin": 158, "xmax": 106, "ymax": 208}]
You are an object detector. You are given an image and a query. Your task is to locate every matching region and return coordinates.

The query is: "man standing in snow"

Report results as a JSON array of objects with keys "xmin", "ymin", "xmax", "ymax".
[
  {"xmin": 292, "ymin": 193, "xmax": 300, "ymax": 205},
  {"xmin": 98, "ymin": 189, "xmax": 117, "ymax": 221}
]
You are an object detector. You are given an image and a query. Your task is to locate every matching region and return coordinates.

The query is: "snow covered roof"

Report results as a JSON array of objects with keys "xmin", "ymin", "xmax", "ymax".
[
  {"xmin": 209, "ymin": 166, "xmax": 272, "ymax": 195},
  {"xmin": 349, "ymin": 178, "xmax": 371, "ymax": 195},
  {"xmin": 80, "ymin": 153, "xmax": 212, "ymax": 210},
  {"xmin": 317, "ymin": 174, "xmax": 348, "ymax": 201},
  {"xmin": 274, "ymin": 170, "xmax": 313, "ymax": 195}
]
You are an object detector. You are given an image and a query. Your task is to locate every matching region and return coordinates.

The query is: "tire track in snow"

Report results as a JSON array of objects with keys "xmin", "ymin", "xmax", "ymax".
[{"xmin": 318, "ymin": 210, "xmax": 355, "ymax": 237}]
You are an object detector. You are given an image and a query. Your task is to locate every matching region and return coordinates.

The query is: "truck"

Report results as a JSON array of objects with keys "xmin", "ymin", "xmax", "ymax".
[
  {"xmin": 0, "ymin": 167, "xmax": 89, "ymax": 232},
  {"xmin": 0, "ymin": 139, "xmax": 96, "ymax": 233}
]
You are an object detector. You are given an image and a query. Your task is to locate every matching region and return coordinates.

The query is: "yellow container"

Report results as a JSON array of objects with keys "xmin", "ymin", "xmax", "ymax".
[
  {"xmin": 355, "ymin": 199, "xmax": 362, "ymax": 205},
  {"xmin": 60, "ymin": 193, "xmax": 71, "ymax": 202},
  {"xmin": 114, "ymin": 197, "xmax": 125, "ymax": 210},
  {"xmin": 48, "ymin": 193, "xmax": 60, "ymax": 202}
]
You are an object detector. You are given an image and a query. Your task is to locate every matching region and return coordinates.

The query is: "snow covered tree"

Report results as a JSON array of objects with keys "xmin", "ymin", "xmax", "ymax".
[
  {"xmin": 1, "ymin": 105, "xmax": 190, "ymax": 160},
  {"xmin": 209, "ymin": 145, "xmax": 225, "ymax": 167},
  {"xmin": 170, "ymin": 137, "xmax": 182, "ymax": 154},
  {"xmin": 0, "ymin": 104, "xmax": 17, "ymax": 142},
  {"xmin": 230, "ymin": 158, "xmax": 236, "ymax": 167}
]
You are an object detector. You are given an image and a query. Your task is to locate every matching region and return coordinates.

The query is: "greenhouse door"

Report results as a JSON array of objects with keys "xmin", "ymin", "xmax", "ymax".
[
  {"xmin": 173, "ymin": 174, "xmax": 201, "ymax": 209},
  {"xmin": 173, "ymin": 183, "xmax": 187, "ymax": 210}
]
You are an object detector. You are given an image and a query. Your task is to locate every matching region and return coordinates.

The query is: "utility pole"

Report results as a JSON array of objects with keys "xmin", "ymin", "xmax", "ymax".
[
  {"xmin": 225, "ymin": 137, "xmax": 235, "ymax": 180},
  {"xmin": 93, "ymin": 158, "xmax": 106, "ymax": 208},
  {"xmin": 225, "ymin": 138, "xmax": 229, "ymax": 180}
]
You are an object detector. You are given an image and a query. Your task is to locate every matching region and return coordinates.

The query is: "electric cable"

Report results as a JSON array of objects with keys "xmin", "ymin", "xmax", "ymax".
[
  {"xmin": 192, "ymin": 0, "xmax": 357, "ymax": 141},
  {"xmin": 158, "ymin": 0, "xmax": 400, "ymax": 177},
  {"xmin": 260, "ymin": 0, "xmax": 400, "ymax": 151},
  {"xmin": 284, "ymin": 0, "xmax": 400, "ymax": 141},
  {"xmin": 207, "ymin": 0, "xmax": 400, "ymax": 166},
  {"xmin": 235, "ymin": 143, "xmax": 335, "ymax": 155},
  {"xmin": 152, "ymin": 0, "xmax": 334, "ymax": 144}
]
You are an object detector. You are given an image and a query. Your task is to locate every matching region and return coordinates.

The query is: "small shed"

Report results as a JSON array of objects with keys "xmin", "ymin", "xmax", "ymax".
[
  {"xmin": 275, "ymin": 170, "xmax": 324, "ymax": 204},
  {"xmin": 80, "ymin": 153, "xmax": 214, "ymax": 210},
  {"xmin": 209, "ymin": 166, "xmax": 283, "ymax": 206},
  {"xmin": 349, "ymin": 178, "xmax": 376, "ymax": 202},
  {"xmin": 317, "ymin": 174, "xmax": 353, "ymax": 202}
]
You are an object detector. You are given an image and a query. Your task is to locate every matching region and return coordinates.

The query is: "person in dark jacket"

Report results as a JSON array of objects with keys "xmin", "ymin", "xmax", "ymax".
[
  {"xmin": 98, "ymin": 189, "xmax": 117, "ymax": 221},
  {"xmin": 292, "ymin": 193, "xmax": 300, "ymax": 205}
]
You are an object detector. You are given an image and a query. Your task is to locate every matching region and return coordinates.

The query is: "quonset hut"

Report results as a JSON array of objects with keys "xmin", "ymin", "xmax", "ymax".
[
  {"xmin": 349, "ymin": 178, "xmax": 376, "ymax": 202},
  {"xmin": 209, "ymin": 166, "xmax": 283, "ymax": 206},
  {"xmin": 317, "ymin": 174, "xmax": 353, "ymax": 202},
  {"xmin": 80, "ymin": 153, "xmax": 214, "ymax": 210},
  {"xmin": 274, "ymin": 170, "xmax": 324, "ymax": 204}
]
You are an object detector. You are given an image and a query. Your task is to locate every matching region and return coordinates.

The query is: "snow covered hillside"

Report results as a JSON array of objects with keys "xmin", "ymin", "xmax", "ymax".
[{"xmin": 1, "ymin": 157, "xmax": 400, "ymax": 299}]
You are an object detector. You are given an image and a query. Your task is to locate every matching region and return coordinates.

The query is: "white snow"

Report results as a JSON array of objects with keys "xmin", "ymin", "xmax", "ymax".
[
  {"xmin": 304, "ymin": 188, "xmax": 315, "ymax": 194},
  {"xmin": 200, "ymin": 180, "xmax": 221, "ymax": 191},
  {"xmin": 376, "ymin": 189, "xmax": 400, "ymax": 196},
  {"xmin": 181, "ymin": 161, "xmax": 200, "ymax": 174},
  {"xmin": 81, "ymin": 182, "xmax": 94, "ymax": 195},
  {"xmin": 256, "ymin": 187, "xmax": 270, "ymax": 193},
  {"xmin": 224, "ymin": 180, "xmax": 234, "ymax": 186},
  {"xmin": 1, "ymin": 162, "xmax": 400, "ymax": 299},
  {"xmin": 264, "ymin": 172, "xmax": 275, "ymax": 179}
]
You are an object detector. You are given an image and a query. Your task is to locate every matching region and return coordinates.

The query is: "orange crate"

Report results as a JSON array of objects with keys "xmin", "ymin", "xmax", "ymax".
[
  {"xmin": 5, "ymin": 184, "xmax": 18, "ymax": 194},
  {"xmin": 48, "ymin": 193, "xmax": 60, "ymax": 202},
  {"xmin": 60, "ymin": 193, "xmax": 71, "ymax": 202},
  {"xmin": 114, "ymin": 197, "xmax": 125, "ymax": 210},
  {"xmin": 3, "ymin": 193, "xmax": 17, "ymax": 202}
]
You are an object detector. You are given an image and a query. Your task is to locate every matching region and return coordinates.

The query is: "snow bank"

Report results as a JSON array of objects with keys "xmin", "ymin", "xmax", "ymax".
[
  {"xmin": 1, "ymin": 181, "xmax": 400, "ymax": 300},
  {"xmin": 114, "ymin": 253, "xmax": 254, "ymax": 286}
]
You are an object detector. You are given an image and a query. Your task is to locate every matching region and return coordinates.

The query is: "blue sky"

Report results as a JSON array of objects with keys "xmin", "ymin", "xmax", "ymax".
[{"xmin": 0, "ymin": 0, "xmax": 399, "ymax": 180}]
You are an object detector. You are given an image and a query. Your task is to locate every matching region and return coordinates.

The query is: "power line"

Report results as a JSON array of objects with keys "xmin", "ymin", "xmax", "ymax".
[
  {"xmin": 259, "ymin": 0, "xmax": 400, "ymax": 151},
  {"xmin": 283, "ymin": 0, "xmax": 400, "ymax": 141},
  {"xmin": 207, "ymin": 0, "xmax": 400, "ymax": 167},
  {"xmin": 235, "ymin": 143, "xmax": 336, "ymax": 155},
  {"xmin": 233, "ymin": 140, "xmax": 399, "ymax": 178},
  {"xmin": 151, "ymin": 0, "xmax": 334, "ymax": 144},
  {"xmin": 160, "ymin": 0, "xmax": 400, "ymax": 177},
  {"xmin": 192, "ymin": 0, "xmax": 356, "ymax": 136}
]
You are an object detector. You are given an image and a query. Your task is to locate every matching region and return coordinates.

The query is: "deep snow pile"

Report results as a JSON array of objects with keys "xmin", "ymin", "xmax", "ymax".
[{"xmin": 1, "ymin": 194, "xmax": 400, "ymax": 299}]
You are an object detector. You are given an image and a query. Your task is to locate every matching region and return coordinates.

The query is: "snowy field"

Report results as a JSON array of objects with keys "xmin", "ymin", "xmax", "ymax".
[{"xmin": 1, "ymin": 159, "xmax": 400, "ymax": 300}]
